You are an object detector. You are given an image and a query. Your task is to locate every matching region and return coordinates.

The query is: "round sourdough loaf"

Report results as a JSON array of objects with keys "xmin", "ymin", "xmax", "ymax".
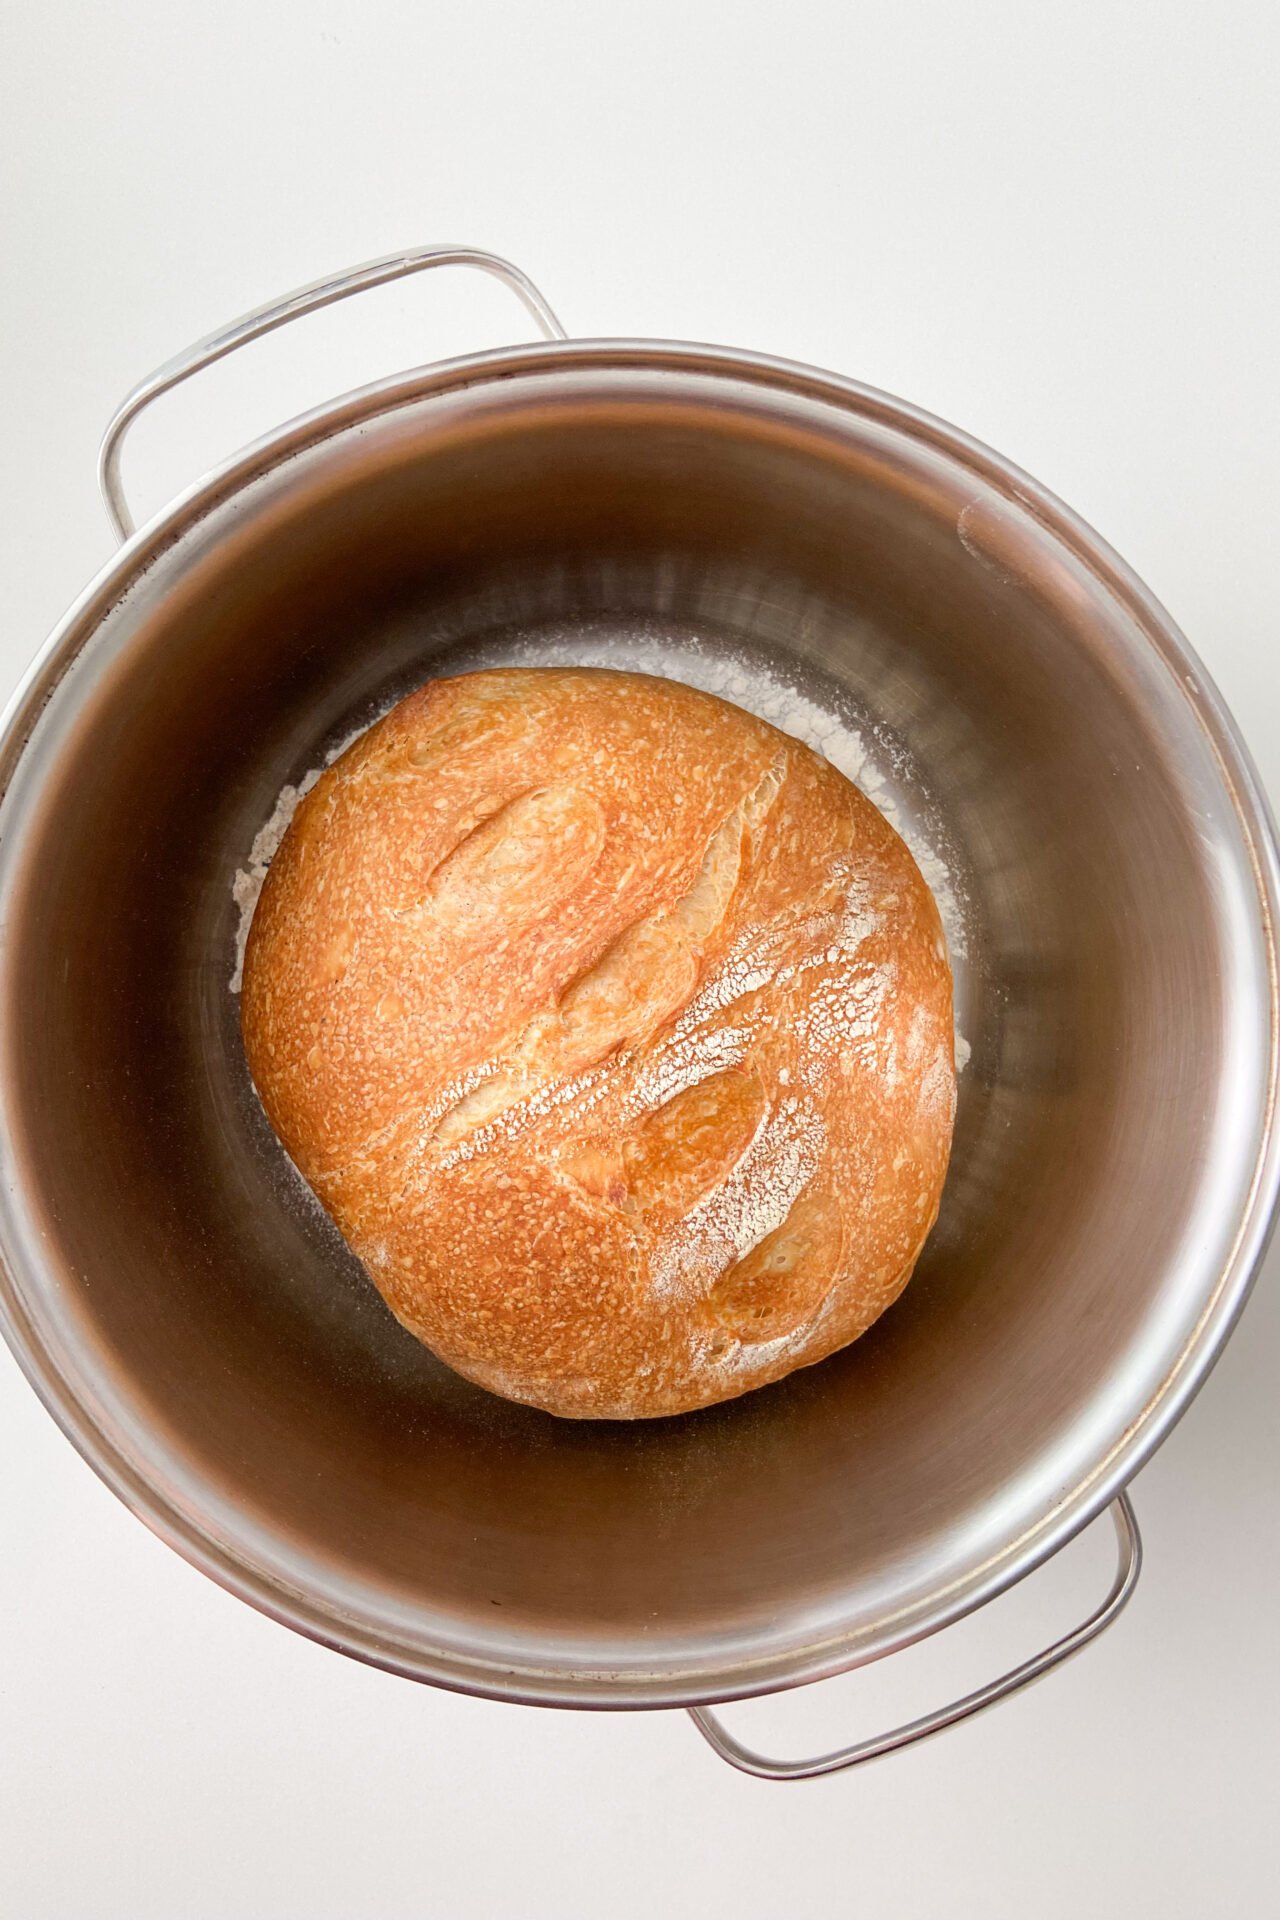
[{"xmin": 241, "ymin": 667, "xmax": 956, "ymax": 1418}]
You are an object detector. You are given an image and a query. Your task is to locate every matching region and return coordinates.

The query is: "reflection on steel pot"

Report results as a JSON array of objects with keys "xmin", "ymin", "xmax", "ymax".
[{"xmin": 0, "ymin": 248, "xmax": 1275, "ymax": 1780}]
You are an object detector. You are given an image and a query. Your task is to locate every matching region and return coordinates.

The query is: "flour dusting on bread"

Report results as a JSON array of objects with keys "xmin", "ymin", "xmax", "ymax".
[
  {"xmin": 238, "ymin": 664, "xmax": 958, "ymax": 1419},
  {"xmin": 230, "ymin": 643, "xmax": 970, "ymax": 1062}
]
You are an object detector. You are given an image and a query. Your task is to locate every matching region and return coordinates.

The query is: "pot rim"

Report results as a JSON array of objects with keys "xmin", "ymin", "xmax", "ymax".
[{"xmin": 1, "ymin": 336, "xmax": 1277, "ymax": 1709}]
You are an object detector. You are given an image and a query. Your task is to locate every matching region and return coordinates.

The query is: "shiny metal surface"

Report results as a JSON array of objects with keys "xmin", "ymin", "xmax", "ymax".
[
  {"xmin": 688, "ymin": 1493, "xmax": 1141, "ymax": 1778},
  {"xmin": 0, "ymin": 273, "xmax": 1276, "ymax": 1713}
]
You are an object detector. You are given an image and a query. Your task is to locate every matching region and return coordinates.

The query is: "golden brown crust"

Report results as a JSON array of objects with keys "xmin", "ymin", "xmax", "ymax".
[{"xmin": 241, "ymin": 667, "xmax": 956, "ymax": 1418}]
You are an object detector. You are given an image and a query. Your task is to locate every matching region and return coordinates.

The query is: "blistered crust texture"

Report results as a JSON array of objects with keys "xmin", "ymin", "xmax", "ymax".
[{"xmin": 242, "ymin": 668, "xmax": 956, "ymax": 1418}]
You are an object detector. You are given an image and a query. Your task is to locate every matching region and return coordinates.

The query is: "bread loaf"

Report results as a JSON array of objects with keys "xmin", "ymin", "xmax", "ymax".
[{"xmin": 241, "ymin": 667, "xmax": 956, "ymax": 1418}]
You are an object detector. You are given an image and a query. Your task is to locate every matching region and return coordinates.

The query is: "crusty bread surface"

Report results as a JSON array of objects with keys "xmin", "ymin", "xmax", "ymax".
[{"xmin": 241, "ymin": 667, "xmax": 955, "ymax": 1418}]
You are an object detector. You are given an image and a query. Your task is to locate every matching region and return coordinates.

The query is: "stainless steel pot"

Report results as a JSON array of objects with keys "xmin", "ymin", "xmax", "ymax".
[{"xmin": 0, "ymin": 248, "xmax": 1275, "ymax": 1781}]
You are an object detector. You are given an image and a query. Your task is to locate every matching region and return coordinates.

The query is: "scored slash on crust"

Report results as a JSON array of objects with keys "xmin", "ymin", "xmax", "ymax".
[
  {"xmin": 430, "ymin": 758, "xmax": 786, "ymax": 1156},
  {"xmin": 240, "ymin": 668, "xmax": 957, "ymax": 1418}
]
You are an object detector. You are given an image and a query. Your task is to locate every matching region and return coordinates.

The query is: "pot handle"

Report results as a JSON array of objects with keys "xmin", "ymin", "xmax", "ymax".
[
  {"xmin": 97, "ymin": 246, "xmax": 568, "ymax": 542},
  {"xmin": 687, "ymin": 1490, "xmax": 1141, "ymax": 1781}
]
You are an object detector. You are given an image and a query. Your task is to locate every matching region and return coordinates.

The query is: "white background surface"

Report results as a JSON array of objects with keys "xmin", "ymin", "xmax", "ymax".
[{"xmin": 1, "ymin": 5, "xmax": 1277, "ymax": 1915}]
